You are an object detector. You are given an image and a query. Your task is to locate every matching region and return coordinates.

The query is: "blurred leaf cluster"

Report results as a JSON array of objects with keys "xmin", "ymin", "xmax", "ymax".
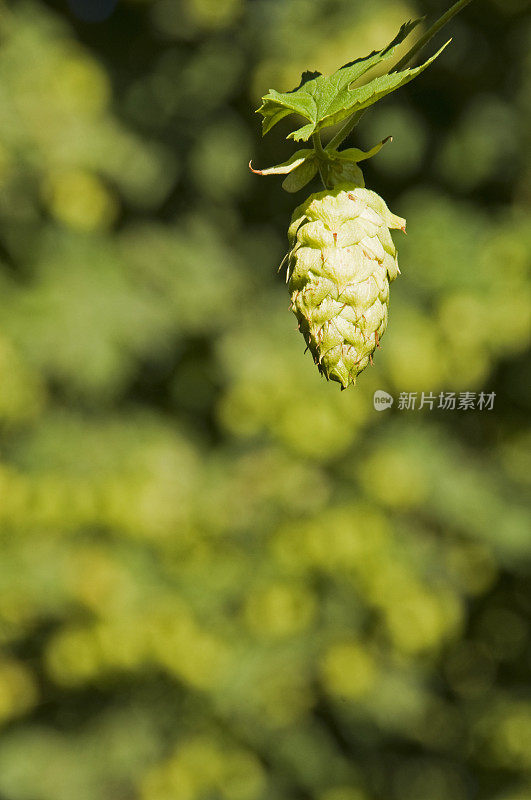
[{"xmin": 0, "ymin": 1, "xmax": 529, "ymax": 800}]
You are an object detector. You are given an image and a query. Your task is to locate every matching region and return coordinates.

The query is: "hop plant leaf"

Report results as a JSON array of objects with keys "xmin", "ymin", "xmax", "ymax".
[
  {"xmin": 250, "ymin": 138, "xmax": 392, "ymax": 193},
  {"xmin": 249, "ymin": 149, "xmax": 319, "ymax": 192},
  {"xmin": 257, "ymin": 20, "xmax": 450, "ymax": 141}
]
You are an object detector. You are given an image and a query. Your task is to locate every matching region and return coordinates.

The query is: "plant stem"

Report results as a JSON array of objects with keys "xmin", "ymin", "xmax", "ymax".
[
  {"xmin": 325, "ymin": 0, "xmax": 474, "ymax": 153},
  {"xmin": 393, "ymin": 0, "xmax": 473, "ymax": 73},
  {"xmin": 325, "ymin": 109, "xmax": 364, "ymax": 152},
  {"xmin": 312, "ymin": 132, "xmax": 330, "ymax": 189}
]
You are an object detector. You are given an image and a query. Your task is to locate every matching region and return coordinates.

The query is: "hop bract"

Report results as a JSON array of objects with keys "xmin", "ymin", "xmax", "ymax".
[{"xmin": 287, "ymin": 185, "xmax": 405, "ymax": 388}]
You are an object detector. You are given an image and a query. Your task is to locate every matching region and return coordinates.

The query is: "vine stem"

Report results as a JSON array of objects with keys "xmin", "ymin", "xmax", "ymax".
[
  {"xmin": 312, "ymin": 132, "xmax": 331, "ymax": 189},
  {"xmin": 325, "ymin": 0, "xmax": 474, "ymax": 153},
  {"xmin": 393, "ymin": 0, "xmax": 473, "ymax": 72},
  {"xmin": 326, "ymin": 110, "xmax": 365, "ymax": 153}
]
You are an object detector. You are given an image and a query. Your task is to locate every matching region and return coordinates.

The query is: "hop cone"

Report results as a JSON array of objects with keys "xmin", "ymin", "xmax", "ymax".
[{"xmin": 287, "ymin": 185, "xmax": 405, "ymax": 388}]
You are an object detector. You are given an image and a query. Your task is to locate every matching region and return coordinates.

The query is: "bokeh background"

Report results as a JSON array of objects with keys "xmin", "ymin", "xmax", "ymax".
[{"xmin": 0, "ymin": 0, "xmax": 530, "ymax": 799}]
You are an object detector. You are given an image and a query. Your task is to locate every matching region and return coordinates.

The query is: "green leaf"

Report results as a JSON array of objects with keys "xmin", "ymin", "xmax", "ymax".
[
  {"xmin": 249, "ymin": 149, "xmax": 319, "ymax": 192},
  {"xmin": 256, "ymin": 18, "xmax": 424, "ymax": 139},
  {"xmin": 331, "ymin": 136, "xmax": 392, "ymax": 162},
  {"xmin": 257, "ymin": 90, "xmax": 318, "ymax": 137},
  {"xmin": 325, "ymin": 158, "xmax": 365, "ymax": 188},
  {"xmin": 249, "ymin": 149, "xmax": 315, "ymax": 176},
  {"xmin": 305, "ymin": 39, "xmax": 451, "ymax": 139},
  {"xmin": 282, "ymin": 159, "xmax": 319, "ymax": 192},
  {"xmin": 320, "ymin": 138, "xmax": 395, "ymax": 188}
]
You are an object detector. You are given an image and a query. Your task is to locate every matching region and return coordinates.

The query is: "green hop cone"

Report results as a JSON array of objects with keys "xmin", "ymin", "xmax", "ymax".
[
  {"xmin": 287, "ymin": 185, "xmax": 405, "ymax": 388},
  {"xmin": 251, "ymin": 12, "xmax": 462, "ymax": 387}
]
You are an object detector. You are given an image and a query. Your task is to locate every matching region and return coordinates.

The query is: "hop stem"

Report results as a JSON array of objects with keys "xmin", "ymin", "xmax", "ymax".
[
  {"xmin": 312, "ymin": 132, "xmax": 332, "ymax": 189},
  {"xmin": 325, "ymin": 0, "xmax": 475, "ymax": 153},
  {"xmin": 393, "ymin": 0, "xmax": 474, "ymax": 72},
  {"xmin": 326, "ymin": 109, "xmax": 365, "ymax": 153}
]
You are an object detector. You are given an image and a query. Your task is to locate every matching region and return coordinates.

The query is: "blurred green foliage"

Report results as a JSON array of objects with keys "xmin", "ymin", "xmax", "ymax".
[{"xmin": 0, "ymin": 1, "xmax": 529, "ymax": 799}]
